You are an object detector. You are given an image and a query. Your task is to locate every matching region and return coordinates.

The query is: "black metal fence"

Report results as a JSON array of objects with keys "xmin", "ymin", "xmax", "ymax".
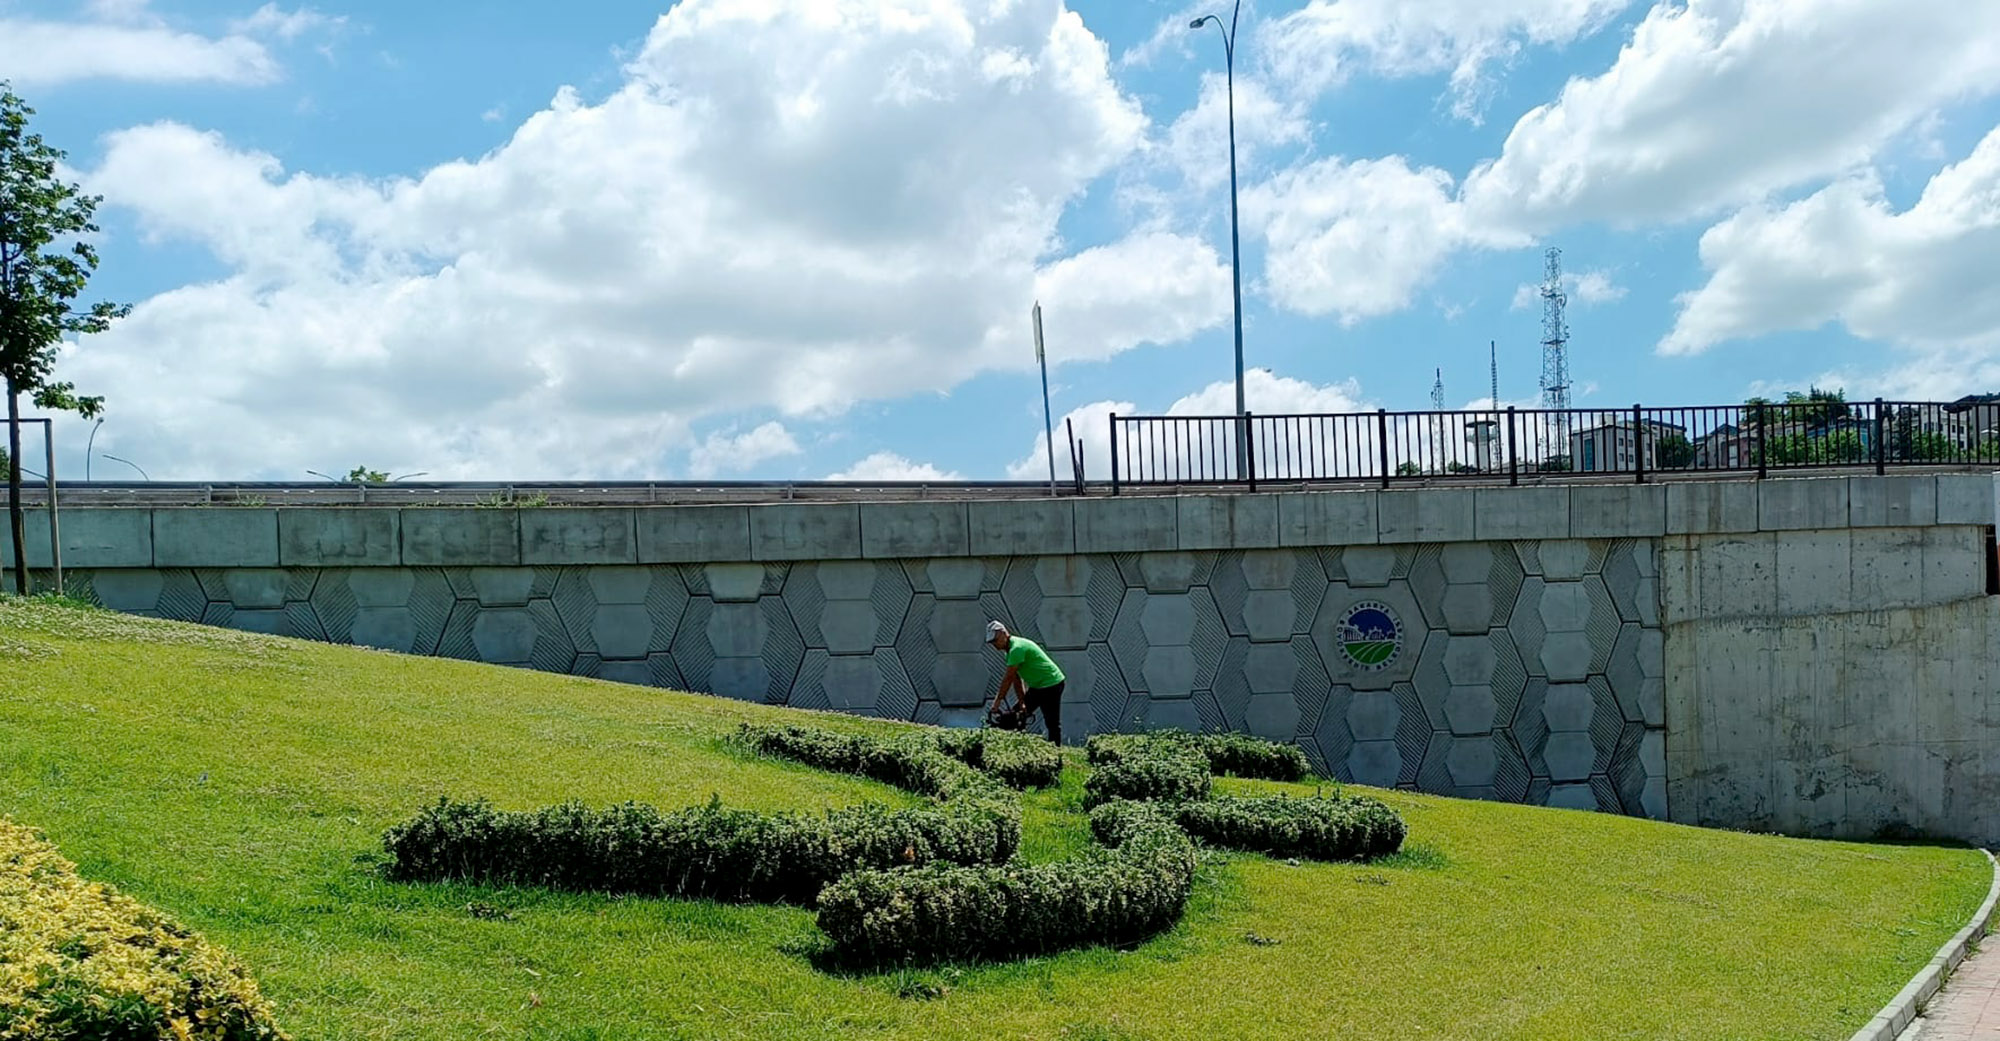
[{"xmin": 1108, "ymin": 399, "xmax": 2000, "ymax": 492}]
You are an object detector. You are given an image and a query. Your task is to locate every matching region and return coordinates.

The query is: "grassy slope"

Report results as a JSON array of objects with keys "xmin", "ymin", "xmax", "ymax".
[{"xmin": 0, "ymin": 599, "xmax": 1986, "ymax": 1041}]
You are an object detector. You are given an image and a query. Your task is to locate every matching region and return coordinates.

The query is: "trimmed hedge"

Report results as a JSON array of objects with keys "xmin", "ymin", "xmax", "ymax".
[
  {"xmin": 737, "ymin": 724, "xmax": 996, "ymax": 801},
  {"xmin": 932, "ymin": 727, "xmax": 1064, "ymax": 789},
  {"xmin": 741, "ymin": 723, "xmax": 1062, "ymax": 793},
  {"xmin": 1082, "ymin": 741, "xmax": 1211, "ymax": 809},
  {"xmin": 1191, "ymin": 732, "xmax": 1312, "ymax": 782},
  {"xmin": 1086, "ymin": 731, "xmax": 1309, "ymax": 782},
  {"xmin": 816, "ymin": 801, "xmax": 1197, "ymax": 964},
  {"xmin": 381, "ymin": 793, "xmax": 1017, "ymax": 904},
  {"xmin": 1, "ymin": 818, "xmax": 289, "ymax": 1040},
  {"xmin": 1171, "ymin": 794, "xmax": 1406, "ymax": 861}
]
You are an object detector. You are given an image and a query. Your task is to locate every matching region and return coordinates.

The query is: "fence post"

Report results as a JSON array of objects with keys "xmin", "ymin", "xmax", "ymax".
[
  {"xmin": 1874, "ymin": 398, "xmax": 1886, "ymax": 475},
  {"xmin": 43, "ymin": 422, "xmax": 61, "ymax": 596},
  {"xmin": 1376, "ymin": 409, "xmax": 1391, "ymax": 489},
  {"xmin": 1507, "ymin": 407, "xmax": 1519, "ymax": 487},
  {"xmin": 1109, "ymin": 413, "xmax": 1121, "ymax": 496},
  {"xmin": 1243, "ymin": 412, "xmax": 1257, "ymax": 493},
  {"xmin": 1754, "ymin": 401, "xmax": 1768, "ymax": 479},
  {"xmin": 1633, "ymin": 403, "xmax": 1646, "ymax": 485}
]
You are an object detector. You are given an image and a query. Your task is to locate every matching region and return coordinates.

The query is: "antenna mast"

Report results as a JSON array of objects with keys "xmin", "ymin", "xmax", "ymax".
[{"xmin": 1538, "ymin": 247, "xmax": 1571, "ymax": 461}]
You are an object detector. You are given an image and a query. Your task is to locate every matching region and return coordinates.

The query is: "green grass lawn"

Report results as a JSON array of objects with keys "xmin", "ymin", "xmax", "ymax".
[{"xmin": 0, "ymin": 597, "xmax": 1987, "ymax": 1041}]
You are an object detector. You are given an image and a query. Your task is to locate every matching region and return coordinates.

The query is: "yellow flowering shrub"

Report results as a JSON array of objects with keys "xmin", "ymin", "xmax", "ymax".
[{"xmin": 0, "ymin": 819, "xmax": 288, "ymax": 1040}]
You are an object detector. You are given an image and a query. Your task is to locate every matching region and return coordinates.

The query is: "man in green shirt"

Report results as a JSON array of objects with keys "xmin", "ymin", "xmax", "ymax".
[{"xmin": 985, "ymin": 620, "xmax": 1066, "ymax": 745}]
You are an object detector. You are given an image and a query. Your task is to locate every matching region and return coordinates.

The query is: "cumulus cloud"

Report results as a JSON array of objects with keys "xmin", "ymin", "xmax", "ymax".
[
  {"xmin": 685, "ymin": 421, "xmax": 801, "ymax": 479},
  {"xmin": 826, "ymin": 452, "xmax": 964, "ymax": 482},
  {"xmin": 1261, "ymin": 0, "xmax": 1634, "ymax": 121},
  {"xmin": 1462, "ymin": 0, "xmax": 2000, "ymax": 232},
  {"xmin": 1245, "ymin": 155, "xmax": 1525, "ymax": 323},
  {"xmin": 1510, "ymin": 269, "xmax": 1625, "ymax": 310},
  {"xmin": 0, "ymin": 0, "xmax": 339, "ymax": 88},
  {"xmin": 1662, "ymin": 124, "xmax": 2000, "ymax": 359},
  {"xmin": 61, "ymin": 0, "xmax": 1232, "ymax": 479}
]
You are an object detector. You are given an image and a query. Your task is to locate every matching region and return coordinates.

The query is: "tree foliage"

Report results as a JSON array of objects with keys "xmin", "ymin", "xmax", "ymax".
[
  {"xmin": 1654, "ymin": 432, "xmax": 1695, "ymax": 469},
  {"xmin": 1, "ymin": 83, "xmax": 128, "ymax": 592}
]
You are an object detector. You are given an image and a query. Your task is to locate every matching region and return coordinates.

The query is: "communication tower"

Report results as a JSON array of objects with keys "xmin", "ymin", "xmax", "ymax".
[{"xmin": 1539, "ymin": 248, "xmax": 1572, "ymax": 460}]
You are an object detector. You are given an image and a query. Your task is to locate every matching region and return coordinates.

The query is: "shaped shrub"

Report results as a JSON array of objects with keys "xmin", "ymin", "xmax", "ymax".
[
  {"xmin": 1189, "ymin": 733, "xmax": 1312, "ymax": 782},
  {"xmin": 816, "ymin": 802, "xmax": 1197, "ymax": 964},
  {"xmin": 1082, "ymin": 741, "xmax": 1211, "ymax": 808},
  {"xmin": 931, "ymin": 728, "xmax": 1064, "ymax": 789},
  {"xmin": 0, "ymin": 819, "xmax": 290, "ymax": 1041},
  {"xmin": 381, "ymin": 793, "xmax": 1017, "ymax": 904},
  {"xmin": 1171, "ymin": 794, "xmax": 1406, "ymax": 861},
  {"xmin": 738, "ymin": 724, "xmax": 993, "ymax": 801},
  {"xmin": 1087, "ymin": 731, "xmax": 1308, "ymax": 782}
]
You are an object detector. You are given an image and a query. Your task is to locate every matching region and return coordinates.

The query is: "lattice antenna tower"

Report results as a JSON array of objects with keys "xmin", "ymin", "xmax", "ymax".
[
  {"xmin": 1489, "ymin": 341, "xmax": 1499, "ymax": 411},
  {"xmin": 1426, "ymin": 367, "xmax": 1446, "ymax": 471},
  {"xmin": 1539, "ymin": 247, "xmax": 1572, "ymax": 455}
]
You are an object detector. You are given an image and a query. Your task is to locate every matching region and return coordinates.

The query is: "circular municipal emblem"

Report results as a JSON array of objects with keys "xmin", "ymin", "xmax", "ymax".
[{"xmin": 1337, "ymin": 601, "xmax": 1403, "ymax": 671}]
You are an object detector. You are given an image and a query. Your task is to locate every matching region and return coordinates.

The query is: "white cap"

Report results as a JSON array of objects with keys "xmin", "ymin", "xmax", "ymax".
[{"xmin": 986, "ymin": 620, "xmax": 1007, "ymax": 641}]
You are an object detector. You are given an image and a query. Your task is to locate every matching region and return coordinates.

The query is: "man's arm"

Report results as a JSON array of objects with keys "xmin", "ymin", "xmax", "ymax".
[{"xmin": 992, "ymin": 665, "xmax": 1021, "ymax": 710}]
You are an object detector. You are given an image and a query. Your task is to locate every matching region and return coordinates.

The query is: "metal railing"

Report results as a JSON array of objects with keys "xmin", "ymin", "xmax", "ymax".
[{"xmin": 1108, "ymin": 398, "xmax": 2000, "ymax": 491}]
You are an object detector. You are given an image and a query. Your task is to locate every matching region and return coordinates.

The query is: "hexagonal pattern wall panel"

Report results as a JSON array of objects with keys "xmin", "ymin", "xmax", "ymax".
[{"xmin": 69, "ymin": 528, "xmax": 1665, "ymax": 820}]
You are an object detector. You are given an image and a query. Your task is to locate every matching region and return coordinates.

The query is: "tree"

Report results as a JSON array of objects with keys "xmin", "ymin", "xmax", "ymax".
[
  {"xmin": 1654, "ymin": 433, "xmax": 1694, "ymax": 469},
  {"xmin": 1, "ymin": 84, "xmax": 126, "ymax": 594},
  {"xmin": 345, "ymin": 466, "xmax": 390, "ymax": 483}
]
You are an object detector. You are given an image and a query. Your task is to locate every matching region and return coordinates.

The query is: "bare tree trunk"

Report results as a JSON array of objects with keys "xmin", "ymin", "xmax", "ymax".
[{"xmin": 7, "ymin": 382, "xmax": 26, "ymax": 595}]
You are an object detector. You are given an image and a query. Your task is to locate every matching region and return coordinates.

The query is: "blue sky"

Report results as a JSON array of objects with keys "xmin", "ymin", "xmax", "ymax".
[{"xmin": 5, "ymin": 0, "xmax": 1999, "ymax": 482}]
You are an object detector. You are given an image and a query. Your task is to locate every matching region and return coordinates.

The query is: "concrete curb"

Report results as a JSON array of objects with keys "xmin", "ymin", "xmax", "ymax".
[{"xmin": 1848, "ymin": 848, "xmax": 2000, "ymax": 1041}]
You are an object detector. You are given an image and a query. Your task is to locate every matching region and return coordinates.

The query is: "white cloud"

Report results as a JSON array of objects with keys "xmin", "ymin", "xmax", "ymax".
[
  {"xmin": 0, "ymin": 16, "xmax": 278, "ymax": 87},
  {"xmin": 826, "ymin": 452, "xmax": 963, "ymax": 482},
  {"xmin": 229, "ymin": 4, "xmax": 344, "ymax": 42},
  {"xmin": 1510, "ymin": 269, "xmax": 1625, "ymax": 310},
  {"xmin": 1462, "ymin": 0, "xmax": 2000, "ymax": 232},
  {"xmin": 1662, "ymin": 123, "xmax": 2000, "ymax": 359},
  {"xmin": 62, "ymin": 0, "xmax": 1235, "ymax": 480},
  {"xmin": 1032, "ymin": 232, "xmax": 1231, "ymax": 364},
  {"xmin": 1262, "ymin": 0, "xmax": 1634, "ymax": 121},
  {"xmin": 1156, "ymin": 72, "xmax": 1310, "ymax": 194},
  {"xmin": 1245, "ymin": 155, "xmax": 1525, "ymax": 323},
  {"xmin": 685, "ymin": 421, "xmax": 801, "ymax": 478}
]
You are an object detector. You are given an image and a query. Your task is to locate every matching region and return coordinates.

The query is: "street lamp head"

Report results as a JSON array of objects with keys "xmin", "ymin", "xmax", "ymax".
[{"xmin": 1189, "ymin": 15, "xmax": 1210, "ymax": 29}]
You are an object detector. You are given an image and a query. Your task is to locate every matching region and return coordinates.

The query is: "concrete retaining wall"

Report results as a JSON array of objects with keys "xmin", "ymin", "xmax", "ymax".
[{"xmin": 8, "ymin": 472, "xmax": 1998, "ymax": 840}]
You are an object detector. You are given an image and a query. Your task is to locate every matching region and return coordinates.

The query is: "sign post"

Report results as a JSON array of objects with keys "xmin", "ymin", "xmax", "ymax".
[{"xmin": 1034, "ymin": 302, "xmax": 1056, "ymax": 496}]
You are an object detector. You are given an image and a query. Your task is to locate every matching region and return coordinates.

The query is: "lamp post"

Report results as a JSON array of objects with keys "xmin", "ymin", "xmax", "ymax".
[
  {"xmin": 1192, "ymin": 1, "xmax": 1246, "ymax": 478},
  {"xmin": 85, "ymin": 418, "xmax": 102, "ymax": 482}
]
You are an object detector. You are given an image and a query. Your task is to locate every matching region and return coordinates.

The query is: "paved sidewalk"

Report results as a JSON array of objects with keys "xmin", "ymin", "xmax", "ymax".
[{"xmin": 1907, "ymin": 932, "xmax": 2000, "ymax": 1039}]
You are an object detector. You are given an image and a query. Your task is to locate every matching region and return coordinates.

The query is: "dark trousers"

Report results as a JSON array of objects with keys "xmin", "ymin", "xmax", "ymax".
[{"xmin": 1022, "ymin": 681, "xmax": 1064, "ymax": 746}]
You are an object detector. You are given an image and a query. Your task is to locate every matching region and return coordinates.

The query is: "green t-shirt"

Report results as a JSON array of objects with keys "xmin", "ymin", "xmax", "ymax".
[{"xmin": 1004, "ymin": 635, "xmax": 1065, "ymax": 689}]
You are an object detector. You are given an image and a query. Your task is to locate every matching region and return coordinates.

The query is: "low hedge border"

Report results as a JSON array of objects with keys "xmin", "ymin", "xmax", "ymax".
[
  {"xmin": 1082, "ymin": 742, "xmax": 1212, "ymax": 809},
  {"xmin": 1171, "ymin": 794, "xmax": 1407, "ymax": 862},
  {"xmin": 380, "ymin": 793, "xmax": 1017, "ymax": 904},
  {"xmin": 931, "ymin": 728, "xmax": 1063, "ymax": 789},
  {"xmin": 0, "ymin": 818, "xmax": 289, "ymax": 1041},
  {"xmin": 1086, "ymin": 731, "xmax": 1310, "ymax": 782},
  {"xmin": 816, "ymin": 801, "xmax": 1197, "ymax": 965}
]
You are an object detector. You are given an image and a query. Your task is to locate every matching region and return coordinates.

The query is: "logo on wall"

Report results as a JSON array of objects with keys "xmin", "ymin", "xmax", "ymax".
[{"xmin": 1337, "ymin": 601, "xmax": 1404, "ymax": 671}]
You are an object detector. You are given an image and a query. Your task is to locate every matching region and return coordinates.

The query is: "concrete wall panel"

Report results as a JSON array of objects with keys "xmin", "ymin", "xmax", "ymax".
[
  {"xmin": 280, "ymin": 509, "xmax": 399, "ymax": 567},
  {"xmin": 154, "ymin": 509, "xmax": 278, "ymax": 568},
  {"xmin": 402, "ymin": 509, "xmax": 519, "ymax": 567}
]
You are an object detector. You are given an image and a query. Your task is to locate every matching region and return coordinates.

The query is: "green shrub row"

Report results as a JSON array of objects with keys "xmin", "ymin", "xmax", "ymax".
[
  {"xmin": 1086, "ymin": 730, "xmax": 1309, "ymax": 782},
  {"xmin": 931, "ymin": 727, "xmax": 1064, "ymax": 789},
  {"xmin": 815, "ymin": 802, "xmax": 1197, "ymax": 964},
  {"xmin": 1170, "ymin": 794, "xmax": 1406, "ymax": 861},
  {"xmin": 736, "ymin": 724, "xmax": 998, "ymax": 801},
  {"xmin": 740, "ymin": 722, "xmax": 1062, "ymax": 793},
  {"xmin": 1081, "ymin": 740, "xmax": 1212, "ymax": 808},
  {"xmin": 380, "ymin": 793, "xmax": 1017, "ymax": 904},
  {"xmin": 1, "ymin": 818, "xmax": 290, "ymax": 1040}
]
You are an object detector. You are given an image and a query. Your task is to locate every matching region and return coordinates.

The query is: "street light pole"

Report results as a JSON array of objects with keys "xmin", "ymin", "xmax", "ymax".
[
  {"xmin": 85, "ymin": 418, "xmax": 102, "ymax": 482},
  {"xmin": 1192, "ymin": 1, "xmax": 1246, "ymax": 478}
]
